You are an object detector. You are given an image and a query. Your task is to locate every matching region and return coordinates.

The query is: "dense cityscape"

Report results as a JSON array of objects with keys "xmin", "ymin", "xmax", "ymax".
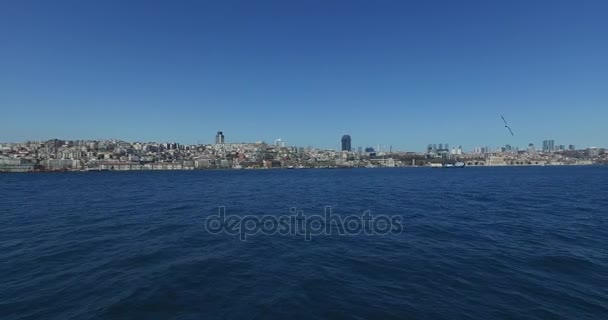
[{"xmin": 0, "ymin": 131, "xmax": 606, "ymax": 172}]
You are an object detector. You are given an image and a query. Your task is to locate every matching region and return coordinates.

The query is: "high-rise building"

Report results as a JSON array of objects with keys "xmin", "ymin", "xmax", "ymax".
[
  {"xmin": 569, "ymin": 144, "xmax": 576, "ymax": 151},
  {"xmin": 542, "ymin": 140, "xmax": 555, "ymax": 152},
  {"xmin": 341, "ymin": 135, "xmax": 351, "ymax": 151},
  {"xmin": 215, "ymin": 131, "xmax": 225, "ymax": 144}
]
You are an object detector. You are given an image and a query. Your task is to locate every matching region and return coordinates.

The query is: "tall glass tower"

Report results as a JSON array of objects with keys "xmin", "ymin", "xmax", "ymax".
[
  {"xmin": 542, "ymin": 140, "xmax": 555, "ymax": 152},
  {"xmin": 341, "ymin": 135, "xmax": 351, "ymax": 151},
  {"xmin": 215, "ymin": 131, "xmax": 225, "ymax": 144}
]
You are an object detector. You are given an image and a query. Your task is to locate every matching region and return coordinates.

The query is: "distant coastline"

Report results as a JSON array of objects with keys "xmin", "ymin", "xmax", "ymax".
[
  {"xmin": 1, "ymin": 139, "xmax": 606, "ymax": 173},
  {"xmin": 2, "ymin": 163, "xmax": 604, "ymax": 174}
]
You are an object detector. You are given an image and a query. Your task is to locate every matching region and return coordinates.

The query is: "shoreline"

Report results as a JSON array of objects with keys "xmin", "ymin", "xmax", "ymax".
[{"xmin": 1, "ymin": 163, "xmax": 603, "ymax": 174}]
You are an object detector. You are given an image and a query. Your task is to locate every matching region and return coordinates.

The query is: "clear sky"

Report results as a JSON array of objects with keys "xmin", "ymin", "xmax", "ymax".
[{"xmin": 1, "ymin": 0, "xmax": 607, "ymax": 151}]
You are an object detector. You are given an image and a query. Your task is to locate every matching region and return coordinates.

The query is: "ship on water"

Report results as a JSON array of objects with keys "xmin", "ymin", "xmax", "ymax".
[{"xmin": 442, "ymin": 161, "xmax": 466, "ymax": 168}]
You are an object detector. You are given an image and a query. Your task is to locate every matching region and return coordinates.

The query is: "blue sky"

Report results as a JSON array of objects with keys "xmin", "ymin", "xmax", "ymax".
[{"xmin": 1, "ymin": 0, "xmax": 607, "ymax": 151}]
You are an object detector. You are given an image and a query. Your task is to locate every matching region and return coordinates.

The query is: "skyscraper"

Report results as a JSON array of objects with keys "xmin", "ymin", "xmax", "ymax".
[
  {"xmin": 215, "ymin": 131, "xmax": 225, "ymax": 144},
  {"xmin": 341, "ymin": 135, "xmax": 351, "ymax": 151},
  {"xmin": 542, "ymin": 140, "xmax": 555, "ymax": 152}
]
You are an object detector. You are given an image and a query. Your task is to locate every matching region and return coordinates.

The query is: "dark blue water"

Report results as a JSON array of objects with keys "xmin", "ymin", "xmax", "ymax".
[{"xmin": 1, "ymin": 167, "xmax": 608, "ymax": 319}]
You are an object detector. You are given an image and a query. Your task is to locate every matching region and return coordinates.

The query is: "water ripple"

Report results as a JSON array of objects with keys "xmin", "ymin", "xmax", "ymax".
[{"xmin": 1, "ymin": 167, "xmax": 607, "ymax": 319}]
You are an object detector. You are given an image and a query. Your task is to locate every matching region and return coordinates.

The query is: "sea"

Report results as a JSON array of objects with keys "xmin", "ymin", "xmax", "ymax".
[{"xmin": 1, "ymin": 166, "xmax": 607, "ymax": 319}]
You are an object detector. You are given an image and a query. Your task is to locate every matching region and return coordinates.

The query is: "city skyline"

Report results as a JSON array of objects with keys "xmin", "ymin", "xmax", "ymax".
[
  {"xmin": 0, "ymin": 132, "xmax": 603, "ymax": 153},
  {"xmin": 2, "ymin": 134, "xmax": 604, "ymax": 173},
  {"xmin": 2, "ymin": 1, "xmax": 608, "ymax": 149},
  {"xmin": 3, "ymin": 2, "xmax": 608, "ymax": 320}
]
